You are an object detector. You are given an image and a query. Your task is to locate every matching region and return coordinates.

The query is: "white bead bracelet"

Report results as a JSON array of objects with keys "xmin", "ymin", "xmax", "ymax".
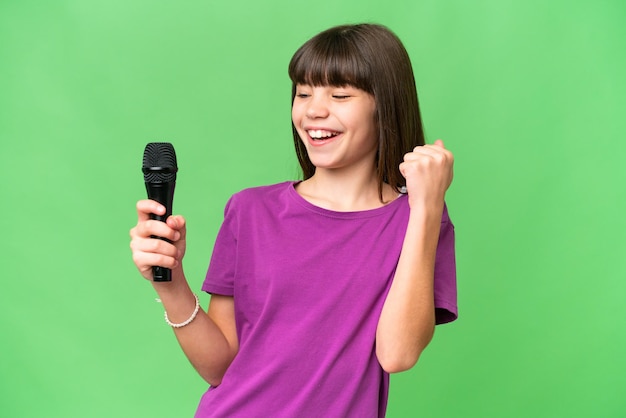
[{"xmin": 163, "ymin": 293, "xmax": 200, "ymax": 328}]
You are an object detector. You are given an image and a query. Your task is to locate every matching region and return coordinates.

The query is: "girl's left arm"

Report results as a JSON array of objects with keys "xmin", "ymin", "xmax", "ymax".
[{"xmin": 375, "ymin": 140, "xmax": 453, "ymax": 373}]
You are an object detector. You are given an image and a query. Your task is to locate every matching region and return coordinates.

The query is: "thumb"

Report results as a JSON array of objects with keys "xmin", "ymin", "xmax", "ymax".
[
  {"xmin": 433, "ymin": 139, "xmax": 445, "ymax": 148},
  {"xmin": 168, "ymin": 215, "xmax": 187, "ymax": 237}
]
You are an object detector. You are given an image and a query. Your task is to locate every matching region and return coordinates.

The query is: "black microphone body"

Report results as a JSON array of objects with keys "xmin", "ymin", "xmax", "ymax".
[{"xmin": 142, "ymin": 142, "xmax": 178, "ymax": 282}]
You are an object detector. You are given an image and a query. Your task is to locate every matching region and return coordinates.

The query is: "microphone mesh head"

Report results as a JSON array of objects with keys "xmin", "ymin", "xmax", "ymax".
[{"xmin": 142, "ymin": 142, "xmax": 178, "ymax": 183}]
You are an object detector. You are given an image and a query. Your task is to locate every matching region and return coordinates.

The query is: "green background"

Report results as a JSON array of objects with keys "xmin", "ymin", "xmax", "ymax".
[{"xmin": 1, "ymin": 0, "xmax": 624, "ymax": 416}]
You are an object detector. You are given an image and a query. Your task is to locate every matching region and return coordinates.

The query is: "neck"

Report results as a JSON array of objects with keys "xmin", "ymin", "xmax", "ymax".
[{"xmin": 296, "ymin": 165, "xmax": 396, "ymax": 212}]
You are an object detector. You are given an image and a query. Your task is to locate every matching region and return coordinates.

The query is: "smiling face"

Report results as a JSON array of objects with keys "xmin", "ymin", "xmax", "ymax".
[
  {"xmin": 288, "ymin": 24, "xmax": 425, "ymax": 199},
  {"xmin": 291, "ymin": 84, "xmax": 378, "ymax": 173}
]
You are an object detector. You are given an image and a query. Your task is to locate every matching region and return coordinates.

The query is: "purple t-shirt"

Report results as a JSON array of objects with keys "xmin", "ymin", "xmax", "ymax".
[{"xmin": 198, "ymin": 181, "xmax": 457, "ymax": 417}]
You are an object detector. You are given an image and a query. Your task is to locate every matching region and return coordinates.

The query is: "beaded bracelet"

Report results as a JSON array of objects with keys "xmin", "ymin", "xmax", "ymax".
[{"xmin": 163, "ymin": 293, "xmax": 200, "ymax": 328}]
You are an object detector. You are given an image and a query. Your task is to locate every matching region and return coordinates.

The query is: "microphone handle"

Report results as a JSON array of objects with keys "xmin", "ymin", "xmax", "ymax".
[{"xmin": 145, "ymin": 181, "xmax": 176, "ymax": 282}]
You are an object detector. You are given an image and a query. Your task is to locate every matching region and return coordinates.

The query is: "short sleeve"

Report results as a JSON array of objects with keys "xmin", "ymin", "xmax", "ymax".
[
  {"xmin": 202, "ymin": 196, "xmax": 238, "ymax": 296},
  {"xmin": 434, "ymin": 204, "xmax": 458, "ymax": 324}
]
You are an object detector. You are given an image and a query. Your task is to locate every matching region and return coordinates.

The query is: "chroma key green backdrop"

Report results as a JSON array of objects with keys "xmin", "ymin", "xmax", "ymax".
[{"xmin": 1, "ymin": 1, "xmax": 625, "ymax": 417}]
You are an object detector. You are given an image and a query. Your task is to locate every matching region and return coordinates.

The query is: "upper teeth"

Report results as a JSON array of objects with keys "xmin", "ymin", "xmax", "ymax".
[{"xmin": 308, "ymin": 130, "xmax": 336, "ymax": 139}]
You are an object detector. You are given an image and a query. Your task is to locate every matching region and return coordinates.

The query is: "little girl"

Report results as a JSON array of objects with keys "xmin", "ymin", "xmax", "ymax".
[{"xmin": 130, "ymin": 23, "xmax": 457, "ymax": 417}]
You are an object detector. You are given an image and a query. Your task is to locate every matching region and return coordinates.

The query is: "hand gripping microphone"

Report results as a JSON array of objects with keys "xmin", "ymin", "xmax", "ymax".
[{"xmin": 142, "ymin": 142, "xmax": 178, "ymax": 282}]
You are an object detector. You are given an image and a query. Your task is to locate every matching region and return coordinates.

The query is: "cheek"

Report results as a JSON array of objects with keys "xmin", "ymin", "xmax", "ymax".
[
  {"xmin": 291, "ymin": 103, "xmax": 304, "ymax": 125},
  {"xmin": 291, "ymin": 120, "xmax": 307, "ymax": 143},
  {"xmin": 291, "ymin": 106, "xmax": 308, "ymax": 141}
]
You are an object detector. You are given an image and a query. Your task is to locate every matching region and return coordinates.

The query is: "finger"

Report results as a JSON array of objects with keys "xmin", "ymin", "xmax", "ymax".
[
  {"xmin": 166, "ymin": 215, "xmax": 186, "ymax": 242},
  {"xmin": 427, "ymin": 141, "xmax": 454, "ymax": 164},
  {"xmin": 398, "ymin": 161, "xmax": 419, "ymax": 179},
  {"xmin": 403, "ymin": 148, "xmax": 444, "ymax": 163},
  {"xmin": 130, "ymin": 237, "xmax": 181, "ymax": 273},
  {"xmin": 399, "ymin": 161, "xmax": 407, "ymax": 178},
  {"xmin": 167, "ymin": 215, "xmax": 186, "ymax": 231},
  {"xmin": 132, "ymin": 250, "xmax": 179, "ymax": 272},
  {"xmin": 407, "ymin": 144, "xmax": 453, "ymax": 162},
  {"xmin": 419, "ymin": 144, "xmax": 449, "ymax": 156},
  {"xmin": 136, "ymin": 199, "xmax": 166, "ymax": 222},
  {"xmin": 131, "ymin": 235, "xmax": 179, "ymax": 257},
  {"xmin": 134, "ymin": 219, "xmax": 179, "ymax": 241}
]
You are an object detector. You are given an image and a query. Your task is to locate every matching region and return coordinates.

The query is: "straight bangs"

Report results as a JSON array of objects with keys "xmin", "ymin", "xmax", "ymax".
[{"xmin": 288, "ymin": 33, "xmax": 373, "ymax": 93}]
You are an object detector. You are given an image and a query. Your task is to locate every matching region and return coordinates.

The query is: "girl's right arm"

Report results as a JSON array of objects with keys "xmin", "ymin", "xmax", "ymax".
[{"xmin": 129, "ymin": 199, "xmax": 239, "ymax": 387}]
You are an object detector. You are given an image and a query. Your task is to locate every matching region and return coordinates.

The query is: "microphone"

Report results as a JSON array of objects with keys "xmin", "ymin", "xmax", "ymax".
[{"xmin": 142, "ymin": 142, "xmax": 178, "ymax": 282}]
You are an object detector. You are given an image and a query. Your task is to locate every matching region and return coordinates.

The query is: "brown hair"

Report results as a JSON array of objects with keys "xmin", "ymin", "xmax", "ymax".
[{"xmin": 288, "ymin": 23, "xmax": 425, "ymax": 200}]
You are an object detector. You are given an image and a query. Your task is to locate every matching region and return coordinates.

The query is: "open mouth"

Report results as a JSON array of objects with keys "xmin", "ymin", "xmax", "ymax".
[{"xmin": 308, "ymin": 130, "xmax": 340, "ymax": 141}]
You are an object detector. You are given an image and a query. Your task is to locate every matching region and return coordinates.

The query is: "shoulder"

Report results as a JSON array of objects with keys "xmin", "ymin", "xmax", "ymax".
[
  {"xmin": 229, "ymin": 181, "xmax": 293, "ymax": 205},
  {"xmin": 234, "ymin": 181, "xmax": 293, "ymax": 199},
  {"xmin": 223, "ymin": 181, "xmax": 295, "ymax": 215}
]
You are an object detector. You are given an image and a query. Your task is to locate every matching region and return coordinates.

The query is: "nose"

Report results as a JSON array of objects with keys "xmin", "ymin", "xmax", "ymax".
[{"xmin": 305, "ymin": 94, "xmax": 329, "ymax": 119}]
